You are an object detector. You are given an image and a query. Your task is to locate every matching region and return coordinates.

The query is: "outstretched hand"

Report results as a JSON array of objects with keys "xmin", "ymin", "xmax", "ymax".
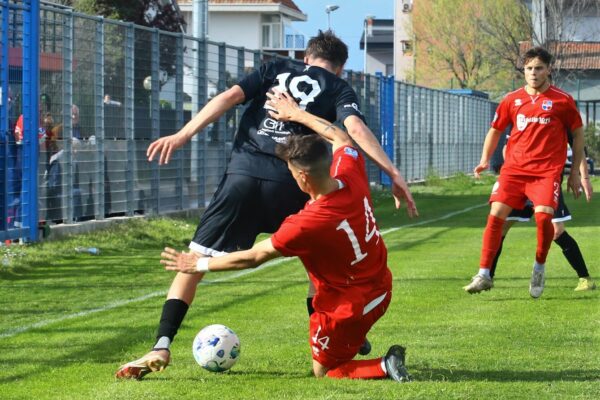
[
  {"xmin": 147, "ymin": 133, "xmax": 188, "ymax": 165},
  {"xmin": 391, "ymin": 176, "xmax": 419, "ymax": 217},
  {"xmin": 580, "ymin": 177, "xmax": 593, "ymax": 202},
  {"xmin": 473, "ymin": 162, "xmax": 489, "ymax": 179},
  {"xmin": 160, "ymin": 247, "xmax": 202, "ymax": 274},
  {"xmin": 265, "ymin": 90, "xmax": 299, "ymax": 122},
  {"xmin": 566, "ymin": 172, "xmax": 582, "ymax": 200}
]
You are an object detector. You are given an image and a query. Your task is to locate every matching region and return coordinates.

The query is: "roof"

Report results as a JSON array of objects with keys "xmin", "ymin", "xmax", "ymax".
[
  {"xmin": 177, "ymin": 0, "xmax": 303, "ymax": 14},
  {"xmin": 519, "ymin": 41, "xmax": 600, "ymax": 70},
  {"xmin": 359, "ymin": 19, "xmax": 393, "ymax": 50}
]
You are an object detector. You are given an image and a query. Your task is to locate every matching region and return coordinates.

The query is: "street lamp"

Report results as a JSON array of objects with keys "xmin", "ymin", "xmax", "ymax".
[
  {"xmin": 363, "ymin": 15, "xmax": 375, "ymax": 75},
  {"xmin": 325, "ymin": 5, "xmax": 339, "ymax": 30}
]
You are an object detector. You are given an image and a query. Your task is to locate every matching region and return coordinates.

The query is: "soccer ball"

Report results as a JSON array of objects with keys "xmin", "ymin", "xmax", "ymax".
[{"xmin": 192, "ymin": 324, "xmax": 241, "ymax": 372}]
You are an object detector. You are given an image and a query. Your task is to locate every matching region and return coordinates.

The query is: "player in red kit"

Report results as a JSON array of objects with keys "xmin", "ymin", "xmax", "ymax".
[
  {"xmin": 463, "ymin": 47, "xmax": 586, "ymax": 298},
  {"xmin": 160, "ymin": 90, "xmax": 413, "ymax": 382}
]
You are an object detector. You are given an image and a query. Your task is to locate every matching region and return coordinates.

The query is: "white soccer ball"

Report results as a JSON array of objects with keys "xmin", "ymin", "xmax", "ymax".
[{"xmin": 192, "ymin": 324, "xmax": 241, "ymax": 372}]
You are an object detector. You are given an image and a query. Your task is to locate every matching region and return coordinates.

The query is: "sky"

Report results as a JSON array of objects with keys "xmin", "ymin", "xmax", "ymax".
[{"xmin": 291, "ymin": 0, "xmax": 395, "ymax": 72}]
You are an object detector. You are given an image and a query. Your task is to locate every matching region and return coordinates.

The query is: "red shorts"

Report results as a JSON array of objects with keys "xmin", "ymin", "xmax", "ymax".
[
  {"xmin": 490, "ymin": 174, "xmax": 560, "ymax": 211},
  {"xmin": 309, "ymin": 290, "xmax": 391, "ymax": 369}
]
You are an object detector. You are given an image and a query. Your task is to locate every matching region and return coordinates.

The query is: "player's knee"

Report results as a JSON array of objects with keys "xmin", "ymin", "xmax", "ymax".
[
  {"xmin": 312, "ymin": 361, "xmax": 328, "ymax": 378},
  {"xmin": 553, "ymin": 224, "xmax": 565, "ymax": 241}
]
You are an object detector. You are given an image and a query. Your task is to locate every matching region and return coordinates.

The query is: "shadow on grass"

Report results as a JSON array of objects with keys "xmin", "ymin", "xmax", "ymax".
[
  {"xmin": 0, "ymin": 279, "xmax": 305, "ymax": 383},
  {"xmin": 413, "ymin": 367, "xmax": 600, "ymax": 382}
]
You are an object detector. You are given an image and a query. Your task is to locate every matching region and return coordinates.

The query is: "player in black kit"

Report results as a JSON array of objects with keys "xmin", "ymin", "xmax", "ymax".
[{"xmin": 116, "ymin": 31, "xmax": 418, "ymax": 379}]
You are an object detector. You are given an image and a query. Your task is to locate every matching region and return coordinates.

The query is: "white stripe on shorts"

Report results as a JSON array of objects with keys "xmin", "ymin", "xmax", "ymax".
[
  {"xmin": 363, "ymin": 292, "xmax": 387, "ymax": 316},
  {"xmin": 188, "ymin": 242, "xmax": 228, "ymax": 257}
]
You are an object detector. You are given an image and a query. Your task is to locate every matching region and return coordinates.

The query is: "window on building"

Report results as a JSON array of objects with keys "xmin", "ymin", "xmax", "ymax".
[
  {"xmin": 401, "ymin": 40, "xmax": 413, "ymax": 55},
  {"xmin": 262, "ymin": 15, "xmax": 282, "ymax": 49}
]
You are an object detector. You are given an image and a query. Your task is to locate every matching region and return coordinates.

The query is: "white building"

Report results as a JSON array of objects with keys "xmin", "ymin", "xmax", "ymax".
[
  {"xmin": 177, "ymin": 0, "xmax": 307, "ymax": 59},
  {"xmin": 393, "ymin": 0, "xmax": 414, "ymax": 82}
]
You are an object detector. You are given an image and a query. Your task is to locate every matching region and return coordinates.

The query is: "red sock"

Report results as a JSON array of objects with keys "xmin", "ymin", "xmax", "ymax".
[
  {"xmin": 326, "ymin": 358, "xmax": 386, "ymax": 379},
  {"xmin": 535, "ymin": 212, "xmax": 554, "ymax": 264},
  {"xmin": 479, "ymin": 215, "xmax": 506, "ymax": 268}
]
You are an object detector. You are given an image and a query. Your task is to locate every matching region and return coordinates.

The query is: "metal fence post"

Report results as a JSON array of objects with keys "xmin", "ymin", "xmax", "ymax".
[
  {"xmin": 175, "ymin": 33, "xmax": 184, "ymax": 210},
  {"xmin": 377, "ymin": 73, "xmax": 394, "ymax": 186},
  {"xmin": 1, "ymin": 0, "xmax": 9, "ymax": 236},
  {"xmin": 94, "ymin": 18, "xmax": 105, "ymax": 220},
  {"xmin": 217, "ymin": 42, "xmax": 227, "ymax": 170},
  {"xmin": 150, "ymin": 28, "xmax": 160, "ymax": 215},
  {"xmin": 124, "ymin": 23, "xmax": 135, "ymax": 216},
  {"xmin": 196, "ymin": 37, "xmax": 207, "ymax": 207},
  {"xmin": 24, "ymin": 0, "xmax": 40, "ymax": 240},
  {"xmin": 62, "ymin": 10, "xmax": 73, "ymax": 223}
]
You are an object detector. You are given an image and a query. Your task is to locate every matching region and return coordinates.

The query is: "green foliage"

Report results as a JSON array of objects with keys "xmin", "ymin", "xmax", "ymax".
[
  {"xmin": 1, "ymin": 178, "xmax": 598, "ymax": 399},
  {"xmin": 412, "ymin": 0, "xmax": 529, "ymax": 95},
  {"xmin": 584, "ymin": 124, "xmax": 599, "ymax": 163}
]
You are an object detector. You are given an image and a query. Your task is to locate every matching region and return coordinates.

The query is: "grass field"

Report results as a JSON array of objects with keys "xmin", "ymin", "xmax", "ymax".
[{"xmin": 1, "ymin": 174, "xmax": 598, "ymax": 399}]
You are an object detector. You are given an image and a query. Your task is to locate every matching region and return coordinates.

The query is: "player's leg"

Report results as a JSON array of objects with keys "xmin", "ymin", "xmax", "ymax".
[
  {"xmin": 465, "ymin": 175, "xmax": 526, "ymax": 293},
  {"xmin": 305, "ymin": 279, "xmax": 371, "ymax": 355},
  {"xmin": 526, "ymin": 176, "xmax": 560, "ymax": 298},
  {"xmin": 116, "ymin": 174, "xmax": 264, "ymax": 379},
  {"xmin": 550, "ymin": 192, "xmax": 596, "ymax": 290},
  {"xmin": 310, "ymin": 292, "xmax": 409, "ymax": 381},
  {"xmin": 464, "ymin": 201, "xmax": 513, "ymax": 293},
  {"xmin": 490, "ymin": 202, "xmax": 534, "ymax": 279}
]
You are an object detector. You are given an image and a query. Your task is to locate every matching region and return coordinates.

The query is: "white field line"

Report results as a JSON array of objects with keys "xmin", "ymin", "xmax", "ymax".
[{"xmin": 0, "ymin": 202, "xmax": 488, "ymax": 340}]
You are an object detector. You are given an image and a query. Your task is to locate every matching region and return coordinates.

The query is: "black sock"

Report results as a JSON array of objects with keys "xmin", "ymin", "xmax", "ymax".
[
  {"xmin": 155, "ymin": 299, "xmax": 189, "ymax": 347},
  {"xmin": 554, "ymin": 231, "xmax": 590, "ymax": 278},
  {"xmin": 306, "ymin": 297, "xmax": 315, "ymax": 316},
  {"xmin": 489, "ymin": 236, "xmax": 506, "ymax": 279}
]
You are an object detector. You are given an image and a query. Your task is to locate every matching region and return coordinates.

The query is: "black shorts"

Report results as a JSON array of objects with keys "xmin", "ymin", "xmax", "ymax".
[
  {"xmin": 506, "ymin": 189, "xmax": 571, "ymax": 223},
  {"xmin": 189, "ymin": 173, "xmax": 309, "ymax": 255}
]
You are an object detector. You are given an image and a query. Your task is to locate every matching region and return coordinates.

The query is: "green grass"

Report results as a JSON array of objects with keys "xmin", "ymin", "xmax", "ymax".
[{"xmin": 1, "ymin": 175, "xmax": 598, "ymax": 399}]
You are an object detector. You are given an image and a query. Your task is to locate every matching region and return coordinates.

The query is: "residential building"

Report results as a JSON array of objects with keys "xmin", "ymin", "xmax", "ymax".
[
  {"xmin": 359, "ymin": 18, "xmax": 394, "ymax": 76},
  {"xmin": 393, "ymin": 0, "xmax": 414, "ymax": 82},
  {"xmin": 177, "ymin": 0, "xmax": 307, "ymax": 59}
]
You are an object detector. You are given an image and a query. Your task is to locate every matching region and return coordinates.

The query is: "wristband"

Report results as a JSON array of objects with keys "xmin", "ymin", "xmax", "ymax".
[{"xmin": 196, "ymin": 257, "xmax": 210, "ymax": 272}]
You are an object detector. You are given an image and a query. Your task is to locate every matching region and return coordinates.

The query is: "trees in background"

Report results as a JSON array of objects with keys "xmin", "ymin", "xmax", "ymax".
[
  {"xmin": 410, "ymin": 0, "xmax": 530, "ymax": 98},
  {"xmin": 410, "ymin": 0, "xmax": 600, "ymax": 99}
]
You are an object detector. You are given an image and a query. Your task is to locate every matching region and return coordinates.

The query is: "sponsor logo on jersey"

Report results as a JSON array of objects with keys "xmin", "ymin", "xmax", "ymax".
[
  {"xmin": 542, "ymin": 99, "xmax": 553, "ymax": 111},
  {"xmin": 516, "ymin": 114, "xmax": 551, "ymax": 131},
  {"xmin": 257, "ymin": 117, "xmax": 292, "ymax": 143},
  {"xmin": 514, "ymin": 99, "xmax": 522, "ymax": 106},
  {"xmin": 344, "ymin": 147, "xmax": 359, "ymax": 159}
]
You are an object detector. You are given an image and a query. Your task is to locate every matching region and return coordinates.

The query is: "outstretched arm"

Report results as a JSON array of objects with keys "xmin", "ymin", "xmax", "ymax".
[
  {"xmin": 146, "ymin": 85, "xmax": 245, "ymax": 165},
  {"xmin": 267, "ymin": 90, "xmax": 417, "ymax": 217},
  {"xmin": 343, "ymin": 115, "xmax": 418, "ymax": 217},
  {"xmin": 579, "ymin": 148, "xmax": 593, "ymax": 202},
  {"xmin": 161, "ymin": 238, "xmax": 281, "ymax": 274},
  {"xmin": 474, "ymin": 127, "xmax": 503, "ymax": 178},
  {"xmin": 567, "ymin": 126, "xmax": 585, "ymax": 200}
]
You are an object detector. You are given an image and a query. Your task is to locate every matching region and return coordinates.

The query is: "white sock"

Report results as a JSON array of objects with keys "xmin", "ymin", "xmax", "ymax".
[
  {"xmin": 533, "ymin": 262, "xmax": 545, "ymax": 272},
  {"xmin": 380, "ymin": 357, "xmax": 387, "ymax": 375},
  {"xmin": 478, "ymin": 268, "xmax": 491, "ymax": 278}
]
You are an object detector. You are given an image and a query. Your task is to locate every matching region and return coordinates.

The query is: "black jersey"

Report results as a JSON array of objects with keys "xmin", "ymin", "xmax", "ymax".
[{"xmin": 227, "ymin": 59, "xmax": 365, "ymax": 182}]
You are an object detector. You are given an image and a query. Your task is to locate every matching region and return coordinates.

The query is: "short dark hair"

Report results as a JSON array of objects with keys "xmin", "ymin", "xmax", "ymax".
[
  {"xmin": 305, "ymin": 30, "xmax": 348, "ymax": 69},
  {"xmin": 522, "ymin": 46, "xmax": 553, "ymax": 66},
  {"xmin": 276, "ymin": 134, "xmax": 331, "ymax": 178}
]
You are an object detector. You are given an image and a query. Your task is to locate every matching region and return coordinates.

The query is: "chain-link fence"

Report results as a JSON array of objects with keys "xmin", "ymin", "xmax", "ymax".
[{"xmin": 2, "ymin": 3, "xmax": 499, "ymax": 242}]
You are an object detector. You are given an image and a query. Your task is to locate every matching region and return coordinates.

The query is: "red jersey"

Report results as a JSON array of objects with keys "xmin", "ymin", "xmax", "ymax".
[
  {"xmin": 492, "ymin": 85, "xmax": 582, "ymax": 178},
  {"xmin": 271, "ymin": 146, "xmax": 392, "ymax": 313}
]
